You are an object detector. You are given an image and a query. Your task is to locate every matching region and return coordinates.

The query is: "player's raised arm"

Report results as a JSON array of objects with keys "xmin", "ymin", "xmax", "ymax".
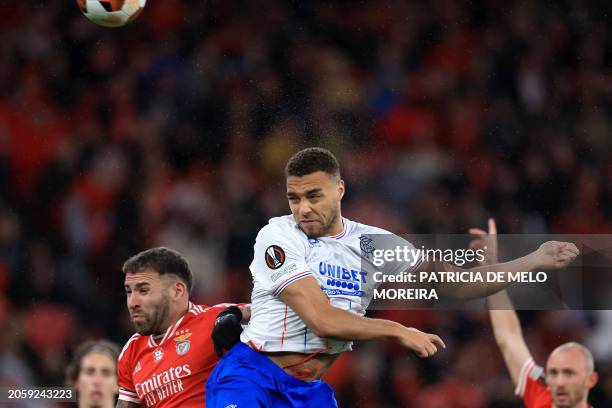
[
  {"xmin": 280, "ymin": 276, "xmax": 445, "ymax": 358},
  {"xmin": 468, "ymin": 220, "xmax": 532, "ymax": 386},
  {"xmin": 424, "ymin": 218, "xmax": 579, "ymax": 300},
  {"xmin": 488, "ymin": 290, "xmax": 532, "ymax": 387}
]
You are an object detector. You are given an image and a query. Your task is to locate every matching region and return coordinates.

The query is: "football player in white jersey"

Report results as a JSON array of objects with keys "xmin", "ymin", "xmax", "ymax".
[{"xmin": 206, "ymin": 147, "xmax": 579, "ymax": 408}]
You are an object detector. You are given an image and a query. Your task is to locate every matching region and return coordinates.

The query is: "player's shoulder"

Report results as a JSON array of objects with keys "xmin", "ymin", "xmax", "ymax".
[
  {"xmin": 343, "ymin": 218, "xmax": 392, "ymax": 237},
  {"xmin": 186, "ymin": 302, "xmax": 232, "ymax": 321},
  {"xmin": 516, "ymin": 357, "xmax": 548, "ymax": 401},
  {"xmin": 264, "ymin": 215, "xmax": 298, "ymax": 232},
  {"xmin": 258, "ymin": 216, "xmax": 303, "ymax": 240},
  {"xmin": 118, "ymin": 333, "xmax": 144, "ymax": 362}
]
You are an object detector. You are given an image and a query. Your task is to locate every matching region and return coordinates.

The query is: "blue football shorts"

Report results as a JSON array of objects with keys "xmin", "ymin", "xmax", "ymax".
[{"xmin": 206, "ymin": 342, "xmax": 338, "ymax": 407}]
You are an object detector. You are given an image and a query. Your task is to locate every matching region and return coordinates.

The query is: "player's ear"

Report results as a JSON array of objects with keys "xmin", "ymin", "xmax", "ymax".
[
  {"xmin": 586, "ymin": 371, "xmax": 598, "ymax": 389},
  {"xmin": 337, "ymin": 179, "xmax": 345, "ymax": 200},
  {"xmin": 168, "ymin": 278, "xmax": 187, "ymax": 300}
]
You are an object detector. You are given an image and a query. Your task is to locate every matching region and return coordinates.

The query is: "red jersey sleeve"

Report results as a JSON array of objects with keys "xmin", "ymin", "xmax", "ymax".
[
  {"xmin": 117, "ymin": 334, "xmax": 143, "ymax": 405},
  {"xmin": 515, "ymin": 358, "xmax": 552, "ymax": 408},
  {"xmin": 209, "ymin": 303, "xmax": 248, "ymax": 319}
]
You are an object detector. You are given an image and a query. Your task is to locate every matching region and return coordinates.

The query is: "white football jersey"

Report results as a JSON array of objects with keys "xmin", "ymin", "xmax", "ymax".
[{"xmin": 241, "ymin": 215, "xmax": 421, "ymax": 354}]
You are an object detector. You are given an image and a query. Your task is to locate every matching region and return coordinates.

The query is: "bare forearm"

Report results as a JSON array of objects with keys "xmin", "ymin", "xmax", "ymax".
[
  {"xmin": 279, "ymin": 277, "xmax": 444, "ymax": 358},
  {"xmin": 488, "ymin": 291, "xmax": 524, "ymax": 346},
  {"xmin": 314, "ymin": 307, "xmax": 403, "ymax": 341},
  {"xmin": 487, "ymin": 290, "xmax": 532, "ymax": 385},
  {"xmin": 437, "ymin": 252, "xmax": 537, "ymax": 299}
]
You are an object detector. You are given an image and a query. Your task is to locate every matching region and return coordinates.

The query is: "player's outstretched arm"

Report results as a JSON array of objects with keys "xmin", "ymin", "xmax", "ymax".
[
  {"xmin": 116, "ymin": 400, "xmax": 142, "ymax": 408},
  {"xmin": 488, "ymin": 290, "xmax": 532, "ymax": 387},
  {"xmin": 420, "ymin": 219, "xmax": 579, "ymax": 299},
  {"xmin": 280, "ymin": 276, "xmax": 445, "ymax": 357}
]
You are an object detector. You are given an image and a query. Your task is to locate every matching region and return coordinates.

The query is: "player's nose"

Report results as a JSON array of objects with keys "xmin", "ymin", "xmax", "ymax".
[
  {"xmin": 127, "ymin": 294, "xmax": 141, "ymax": 310},
  {"xmin": 299, "ymin": 201, "xmax": 313, "ymax": 217}
]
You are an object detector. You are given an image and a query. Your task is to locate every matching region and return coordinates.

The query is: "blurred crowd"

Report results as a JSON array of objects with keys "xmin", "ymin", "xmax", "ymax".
[{"xmin": 1, "ymin": 0, "xmax": 612, "ymax": 406}]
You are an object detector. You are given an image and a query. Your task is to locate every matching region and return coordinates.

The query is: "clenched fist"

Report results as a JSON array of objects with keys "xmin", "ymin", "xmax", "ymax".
[{"xmin": 534, "ymin": 241, "xmax": 580, "ymax": 269}]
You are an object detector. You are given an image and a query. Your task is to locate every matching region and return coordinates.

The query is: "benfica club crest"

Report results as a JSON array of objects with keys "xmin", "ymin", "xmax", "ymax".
[
  {"xmin": 174, "ymin": 332, "xmax": 192, "ymax": 356},
  {"xmin": 176, "ymin": 341, "xmax": 190, "ymax": 355},
  {"xmin": 153, "ymin": 347, "xmax": 164, "ymax": 362}
]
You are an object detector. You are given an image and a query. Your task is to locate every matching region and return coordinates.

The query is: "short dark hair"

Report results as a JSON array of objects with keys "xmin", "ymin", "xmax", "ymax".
[
  {"xmin": 65, "ymin": 340, "xmax": 119, "ymax": 387},
  {"xmin": 122, "ymin": 247, "xmax": 193, "ymax": 294},
  {"xmin": 285, "ymin": 147, "xmax": 340, "ymax": 179}
]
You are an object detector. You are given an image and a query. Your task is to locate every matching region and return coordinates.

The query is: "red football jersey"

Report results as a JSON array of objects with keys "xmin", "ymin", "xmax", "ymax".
[
  {"xmin": 516, "ymin": 358, "xmax": 593, "ymax": 408},
  {"xmin": 117, "ymin": 302, "xmax": 232, "ymax": 407}
]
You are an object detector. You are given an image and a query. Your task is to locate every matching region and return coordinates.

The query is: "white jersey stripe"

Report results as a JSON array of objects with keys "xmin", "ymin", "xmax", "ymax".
[
  {"xmin": 149, "ymin": 315, "xmax": 185, "ymax": 347},
  {"xmin": 515, "ymin": 358, "xmax": 535, "ymax": 396},
  {"xmin": 119, "ymin": 388, "xmax": 138, "ymax": 397},
  {"xmin": 118, "ymin": 394, "xmax": 141, "ymax": 404},
  {"xmin": 273, "ymin": 271, "xmax": 313, "ymax": 296},
  {"xmin": 118, "ymin": 334, "xmax": 140, "ymax": 361}
]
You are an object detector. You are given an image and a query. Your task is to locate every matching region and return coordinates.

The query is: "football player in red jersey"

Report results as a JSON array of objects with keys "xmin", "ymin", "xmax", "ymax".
[
  {"xmin": 471, "ymin": 219, "xmax": 598, "ymax": 408},
  {"xmin": 489, "ymin": 289, "xmax": 597, "ymax": 408},
  {"xmin": 116, "ymin": 247, "xmax": 249, "ymax": 408}
]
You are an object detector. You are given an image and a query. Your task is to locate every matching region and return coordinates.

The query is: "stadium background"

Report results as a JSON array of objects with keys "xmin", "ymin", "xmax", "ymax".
[{"xmin": 1, "ymin": 0, "xmax": 612, "ymax": 406}]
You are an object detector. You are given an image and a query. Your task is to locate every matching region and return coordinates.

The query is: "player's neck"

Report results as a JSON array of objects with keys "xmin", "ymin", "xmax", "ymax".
[
  {"xmin": 154, "ymin": 303, "xmax": 189, "ymax": 336},
  {"xmin": 325, "ymin": 216, "xmax": 344, "ymax": 237}
]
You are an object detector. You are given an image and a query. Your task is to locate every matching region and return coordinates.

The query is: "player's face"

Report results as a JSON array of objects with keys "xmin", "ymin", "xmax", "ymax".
[
  {"xmin": 124, "ymin": 270, "xmax": 172, "ymax": 336},
  {"xmin": 75, "ymin": 352, "xmax": 118, "ymax": 408},
  {"xmin": 546, "ymin": 348, "xmax": 597, "ymax": 408},
  {"xmin": 287, "ymin": 171, "xmax": 344, "ymax": 238}
]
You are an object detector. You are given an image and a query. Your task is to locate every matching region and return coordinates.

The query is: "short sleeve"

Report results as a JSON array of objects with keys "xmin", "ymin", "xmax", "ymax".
[
  {"xmin": 515, "ymin": 358, "xmax": 550, "ymax": 407},
  {"xmin": 117, "ymin": 336, "xmax": 142, "ymax": 404},
  {"xmin": 366, "ymin": 229, "xmax": 424, "ymax": 277},
  {"xmin": 249, "ymin": 224, "xmax": 313, "ymax": 296}
]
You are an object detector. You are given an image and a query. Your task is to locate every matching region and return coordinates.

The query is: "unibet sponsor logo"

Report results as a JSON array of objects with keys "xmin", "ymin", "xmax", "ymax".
[
  {"xmin": 319, "ymin": 262, "xmax": 367, "ymax": 283},
  {"xmin": 135, "ymin": 364, "xmax": 191, "ymax": 407},
  {"xmin": 319, "ymin": 262, "xmax": 367, "ymax": 296}
]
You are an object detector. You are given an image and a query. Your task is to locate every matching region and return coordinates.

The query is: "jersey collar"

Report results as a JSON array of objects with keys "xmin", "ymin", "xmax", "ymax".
[
  {"xmin": 147, "ymin": 310, "xmax": 187, "ymax": 348},
  {"xmin": 329, "ymin": 218, "xmax": 346, "ymax": 239}
]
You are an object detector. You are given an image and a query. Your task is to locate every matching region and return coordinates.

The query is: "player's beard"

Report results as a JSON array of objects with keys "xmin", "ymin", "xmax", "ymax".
[
  {"xmin": 133, "ymin": 296, "xmax": 171, "ymax": 336},
  {"xmin": 552, "ymin": 386, "xmax": 584, "ymax": 408},
  {"xmin": 304, "ymin": 208, "xmax": 340, "ymax": 239}
]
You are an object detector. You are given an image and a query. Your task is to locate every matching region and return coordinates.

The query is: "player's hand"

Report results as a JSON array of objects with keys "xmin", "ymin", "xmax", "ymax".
[
  {"xmin": 211, "ymin": 306, "xmax": 243, "ymax": 357},
  {"xmin": 398, "ymin": 327, "xmax": 446, "ymax": 358},
  {"xmin": 468, "ymin": 217, "xmax": 498, "ymax": 265},
  {"xmin": 534, "ymin": 241, "xmax": 580, "ymax": 269}
]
